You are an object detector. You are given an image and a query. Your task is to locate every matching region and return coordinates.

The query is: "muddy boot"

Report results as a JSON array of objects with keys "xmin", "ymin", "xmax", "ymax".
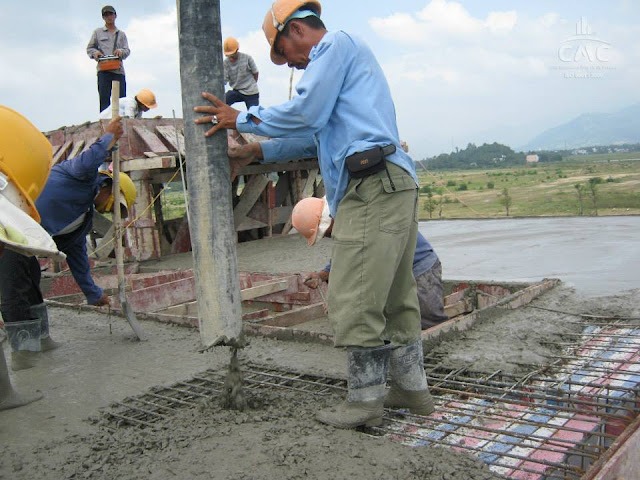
[
  {"xmin": 0, "ymin": 332, "xmax": 43, "ymax": 410},
  {"xmin": 31, "ymin": 303, "xmax": 61, "ymax": 352},
  {"xmin": 5, "ymin": 319, "xmax": 42, "ymax": 371},
  {"xmin": 384, "ymin": 340, "xmax": 435, "ymax": 416},
  {"xmin": 316, "ymin": 345, "xmax": 390, "ymax": 429}
]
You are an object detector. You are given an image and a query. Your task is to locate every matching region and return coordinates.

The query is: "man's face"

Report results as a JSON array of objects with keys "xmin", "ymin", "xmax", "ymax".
[
  {"xmin": 227, "ymin": 52, "xmax": 239, "ymax": 62},
  {"xmin": 103, "ymin": 12, "xmax": 116, "ymax": 25},
  {"xmin": 274, "ymin": 23, "xmax": 311, "ymax": 70}
]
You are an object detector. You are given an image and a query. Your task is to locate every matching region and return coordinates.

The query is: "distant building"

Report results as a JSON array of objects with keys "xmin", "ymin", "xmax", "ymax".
[{"xmin": 526, "ymin": 154, "xmax": 539, "ymax": 163}]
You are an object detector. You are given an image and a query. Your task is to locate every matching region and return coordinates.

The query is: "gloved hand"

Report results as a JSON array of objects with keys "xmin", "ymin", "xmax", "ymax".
[{"xmin": 303, "ymin": 270, "xmax": 329, "ymax": 289}]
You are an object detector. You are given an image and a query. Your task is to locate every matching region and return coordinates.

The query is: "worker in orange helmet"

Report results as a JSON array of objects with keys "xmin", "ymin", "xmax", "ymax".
[
  {"xmin": 99, "ymin": 88, "xmax": 158, "ymax": 119},
  {"xmin": 223, "ymin": 37, "xmax": 260, "ymax": 109},
  {"xmin": 291, "ymin": 195, "xmax": 448, "ymax": 330}
]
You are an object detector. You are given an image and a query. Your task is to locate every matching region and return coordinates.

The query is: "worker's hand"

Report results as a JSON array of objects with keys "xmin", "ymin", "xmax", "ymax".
[
  {"xmin": 93, "ymin": 51, "xmax": 103, "ymax": 60},
  {"xmin": 114, "ymin": 49, "xmax": 124, "ymax": 58},
  {"xmin": 303, "ymin": 270, "xmax": 329, "ymax": 289},
  {"xmin": 105, "ymin": 116, "xmax": 124, "ymax": 149},
  {"xmin": 227, "ymin": 143, "xmax": 263, "ymax": 181},
  {"xmin": 92, "ymin": 293, "xmax": 111, "ymax": 307},
  {"xmin": 193, "ymin": 92, "xmax": 240, "ymax": 137}
]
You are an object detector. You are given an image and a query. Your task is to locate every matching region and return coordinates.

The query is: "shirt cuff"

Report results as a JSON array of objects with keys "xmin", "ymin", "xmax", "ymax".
[{"xmin": 236, "ymin": 111, "xmax": 257, "ymax": 134}]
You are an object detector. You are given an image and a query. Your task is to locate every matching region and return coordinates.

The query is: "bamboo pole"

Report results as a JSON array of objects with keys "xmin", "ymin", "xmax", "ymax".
[{"xmin": 110, "ymin": 82, "xmax": 147, "ymax": 341}]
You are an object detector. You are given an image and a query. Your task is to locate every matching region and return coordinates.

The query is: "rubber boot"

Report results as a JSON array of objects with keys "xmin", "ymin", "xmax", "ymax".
[
  {"xmin": 5, "ymin": 319, "xmax": 42, "ymax": 371},
  {"xmin": 384, "ymin": 340, "xmax": 435, "ymax": 415},
  {"xmin": 31, "ymin": 303, "xmax": 61, "ymax": 352},
  {"xmin": 0, "ymin": 332, "xmax": 43, "ymax": 410},
  {"xmin": 316, "ymin": 345, "xmax": 390, "ymax": 429}
]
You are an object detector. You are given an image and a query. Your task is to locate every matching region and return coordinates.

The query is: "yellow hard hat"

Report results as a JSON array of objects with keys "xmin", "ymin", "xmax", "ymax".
[
  {"xmin": 99, "ymin": 170, "xmax": 137, "ymax": 212},
  {"xmin": 0, "ymin": 105, "xmax": 52, "ymax": 222},
  {"xmin": 135, "ymin": 89, "xmax": 157, "ymax": 109},
  {"xmin": 223, "ymin": 37, "xmax": 240, "ymax": 56},
  {"xmin": 262, "ymin": 0, "xmax": 321, "ymax": 65},
  {"xmin": 291, "ymin": 196, "xmax": 331, "ymax": 246}
]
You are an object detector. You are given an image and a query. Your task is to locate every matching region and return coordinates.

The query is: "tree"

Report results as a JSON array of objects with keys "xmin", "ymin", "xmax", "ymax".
[
  {"xmin": 499, "ymin": 188, "xmax": 512, "ymax": 216},
  {"xmin": 423, "ymin": 192, "xmax": 436, "ymax": 219},
  {"xmin": 574, "ymin": 183, "xmax": 585, "ymax": 215},
  {"xmin": 588, "ymin": 177, "xmax": 601, "ymax": 216}
]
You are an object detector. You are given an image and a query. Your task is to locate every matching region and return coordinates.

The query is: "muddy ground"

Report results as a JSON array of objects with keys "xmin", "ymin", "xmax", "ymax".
[
  {"xmin": 2, "ymin": 227, "xmax": 639, "ymax": 480},
  {"xmin": 2, "ymin": 284, "xmax": 638, "ymax": 480}
]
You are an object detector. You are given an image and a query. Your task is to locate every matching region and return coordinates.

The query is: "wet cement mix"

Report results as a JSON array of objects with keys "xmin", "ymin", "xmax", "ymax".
[{"xmin": 1, "ymin": 286, "xmax": 639, "ymax": 479}]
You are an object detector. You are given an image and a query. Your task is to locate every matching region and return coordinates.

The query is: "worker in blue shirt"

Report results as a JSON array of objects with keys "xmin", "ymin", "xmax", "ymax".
[
  {"xmin": 35, "ymin": 117, "xmax": 136, "ymax": 307},
  {"xmin": 195, "ymin": 0, "xmax": 435, "ymax": 429}
]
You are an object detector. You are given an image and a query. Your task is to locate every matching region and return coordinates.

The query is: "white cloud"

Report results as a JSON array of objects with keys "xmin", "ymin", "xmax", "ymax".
[{"xmin": 485, "ymin": 11, "xmax": 517, "ymax": 34}]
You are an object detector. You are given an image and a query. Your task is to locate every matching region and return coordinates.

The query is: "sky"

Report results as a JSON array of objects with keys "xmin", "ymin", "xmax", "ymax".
[{"xmin": 1, "ymin": 1, "xmax": 638, "ymax": 160}]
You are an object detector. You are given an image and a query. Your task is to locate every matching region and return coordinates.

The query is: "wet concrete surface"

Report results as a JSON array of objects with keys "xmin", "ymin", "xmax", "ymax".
[{"xmin": 419, "ymin": 216, "xmax": 640, "ymax": 296}]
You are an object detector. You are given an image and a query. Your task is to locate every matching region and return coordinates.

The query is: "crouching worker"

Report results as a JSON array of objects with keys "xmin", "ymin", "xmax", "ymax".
[
  {"xmin": 35, "ymin": 117, "xmax": 137, "ymax": 307},
  {"xmin": 0, "ymin": 105, "xmax": 66, "ymax": 403},
  {"xmin": 291, "ymin": 196, "xmax": 449, "ymax": 329}
]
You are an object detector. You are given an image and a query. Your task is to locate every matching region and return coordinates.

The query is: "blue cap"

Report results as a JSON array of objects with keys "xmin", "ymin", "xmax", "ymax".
[{"xmin": 286, "ymin": 9, "xmax": 319, "ymax": 23}]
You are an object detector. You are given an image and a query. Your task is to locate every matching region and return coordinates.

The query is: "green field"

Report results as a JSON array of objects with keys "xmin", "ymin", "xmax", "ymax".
[
  {"xmin": 417, "ymin": 155, "xmax": 640, "ymax": 219},
  {"xmin": 156, "ymin": 155, "xmax": 640, "ymax": 222}
]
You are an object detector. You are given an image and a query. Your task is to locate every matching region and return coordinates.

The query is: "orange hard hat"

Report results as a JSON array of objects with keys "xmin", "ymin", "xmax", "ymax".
[
  {"xmin": 262, "ymin": 0, "xmax": 321, "ymax": 65},
  {"xmin": 291, "ymin": 196, "xmax": 331, "ymax": 246},
  {"xmin": 223, "ymin": 37, "xmax": 240, "ymax": 56},
  {"xmin": 135, "ymin": 89, "xmax": 157, "ymax": 109}
]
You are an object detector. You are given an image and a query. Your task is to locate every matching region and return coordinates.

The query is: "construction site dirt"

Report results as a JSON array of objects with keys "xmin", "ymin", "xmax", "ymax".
[{"xmin": 1, "ymin": 217, "xmax": 639, "ymax": 479}]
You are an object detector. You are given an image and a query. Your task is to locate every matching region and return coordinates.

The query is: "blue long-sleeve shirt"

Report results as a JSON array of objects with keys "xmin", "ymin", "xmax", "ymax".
[
  {"xmin": 35, "ymin": 134, "xmax": 114, "ymax": 304},
  {"xmin": 236, "ymin": 30, "xmax": 418, "ymax": 218}
]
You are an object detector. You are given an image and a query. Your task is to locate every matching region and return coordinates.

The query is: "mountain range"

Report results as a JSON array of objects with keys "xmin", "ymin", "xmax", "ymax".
[{"xmin": 520, "ymin": 103, "xmax": 640, "ymax": 152}]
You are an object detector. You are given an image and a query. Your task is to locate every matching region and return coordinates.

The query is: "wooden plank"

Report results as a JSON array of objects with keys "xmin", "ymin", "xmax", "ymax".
[
  {"xmin": 256, "ymin": 303, "xmax": 326, "ymax": 328},
  {"xmin": 238, "ymin": 159, "xmax": 318, "ymax": 175},
  {"xmin": 240, "ymin": 279, "xmax": 289, "ymax": 301},
  {"xmin": 67, "ymin": 140, "xmax": 86, "ymax": 160},
  {"xmin": 233, "ymin": 174, "xmax": 270, "ymax": 227},
  {"xmin": 444, "ymin": 298, "xmax": 473, "ymax": 318},
  {"xmin": 93, "ymin": 225, "xmax": 115, "ymax": 260},
  {"xmin": 132, "ymin": 125, "xmax": 171, "ymax": 154},
  {"xmin": 237, "ymin": 218, "xmax": 268, "ymax": 231},
  {"xmin": 52, "ymin": 140, "xmax": 72, "ymax": 166},
  {"xmin": 241, "ymin": 203, "xmax": 291, "ymax": 227},
  {"xmin": 156, "ymin": 125, "xmax": 186, "ymax": 157},
  {"xmin": 301, "ymin": 169, "xmax": 319, "ymax": 197},
  {"xmin": 121, "ymin": 155, "xmax": 176, "ymax": 172},
  {"xmin": 124, "ymin": 276, "xmax": 196, "ymax": 312}
]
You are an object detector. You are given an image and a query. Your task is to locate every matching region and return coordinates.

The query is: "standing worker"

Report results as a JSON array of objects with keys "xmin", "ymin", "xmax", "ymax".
[
  {"xmin": 0, "ymin": 105, "xmax": 64, "ymax": 388},
  {"xmin": 35, "ymin": 118, "xmax": 137, "ymax": 308},
  {"xmin": 223, "ymin": 37, "xmax": 260, "ymax": 109},
  {"xmin": 99, "ymin": 88, "xmax": 158, "ymax": 119},
  {"xmin": 87, "ymin": 5, "xmax": 131, "ymax": 112},
  {"xmin": 195, "ymin": 0, "xmax": 435, "ymax": 429}
]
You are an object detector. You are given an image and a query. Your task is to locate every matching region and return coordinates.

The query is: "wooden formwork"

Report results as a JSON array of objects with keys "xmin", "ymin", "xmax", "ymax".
[
  {"xmin": 44, "ymin": 119, "xmax": 322, "ymax": 262},
  {"xmin": 40, "ymin": 265, "xmax": 559, "ymax": 347}
]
